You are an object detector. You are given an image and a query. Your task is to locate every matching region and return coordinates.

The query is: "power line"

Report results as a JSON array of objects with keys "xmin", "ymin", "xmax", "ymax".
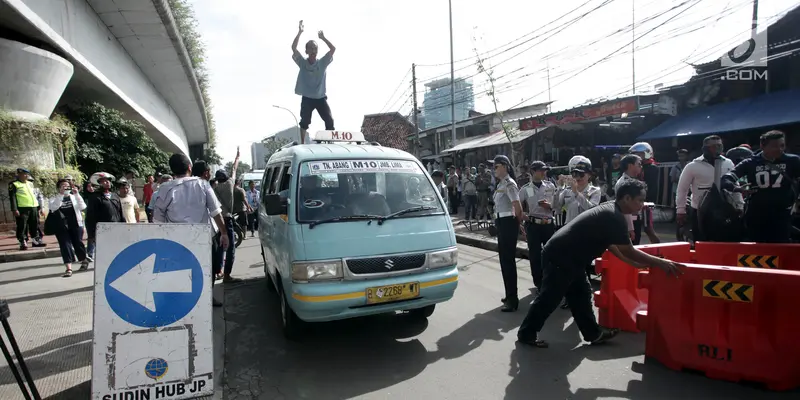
[
  {"xmin": 505, "ymin": 0, "xmax": 702, "ymax": 111},
  {"xmin": 378, "ymin": 67, "xmax": 412, "ymax": 114},
  {"xmin": 416, "ymin": 0, "xmax": 619, "ymax": 85},
  {"xmin": 414, "ymin": 0, "xmax": 602, "ymax": 68},
  {"xmin": 414, "ymin": 0, "xmax": 711, "ymax": 95},
  {"xmin": 417, "ymin": 0, "xmax": 703, "ymax": 113},
  {"xmin": 416, "ymin": 1, "xmax": 794, "ymax": 121}
]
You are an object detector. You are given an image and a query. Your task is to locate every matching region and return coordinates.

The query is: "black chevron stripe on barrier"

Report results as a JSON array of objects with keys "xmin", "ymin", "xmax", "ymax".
[
  {"xmin": 736, "ymin": 254, "xmax": 780, "ymax": 269},
  {"xmin": 702, "ymin": 280, "xmax": 754, "ymax": 303}
]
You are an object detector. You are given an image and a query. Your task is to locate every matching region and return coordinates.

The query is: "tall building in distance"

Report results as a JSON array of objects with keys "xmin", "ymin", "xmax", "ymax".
[
  {"xmin": 421, "ymin": 77, "xmax": 474, "ymax": 129},
  {"xmin": 250, "ymin": 126, "xmax": 299, "ymax": 169}
]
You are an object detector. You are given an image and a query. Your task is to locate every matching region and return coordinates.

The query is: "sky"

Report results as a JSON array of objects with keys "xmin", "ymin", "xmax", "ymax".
[{"xmin": 192, "ymin": 0, "xmax": 797, "ymax": 165}]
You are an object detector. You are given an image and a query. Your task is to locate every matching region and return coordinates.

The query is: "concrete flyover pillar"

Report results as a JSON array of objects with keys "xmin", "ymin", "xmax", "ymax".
[{"xmin": 0, "ymin": 37, "xmax": 75, "ymax": 170}]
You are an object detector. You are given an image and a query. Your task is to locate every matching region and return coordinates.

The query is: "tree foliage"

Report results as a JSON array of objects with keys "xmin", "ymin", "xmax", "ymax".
[
  {"xmin": 64, "ymin": 102, "xmax": 169, "ymax": 178},
  {"xmin": 262, "ymin": 137, "xmax": 291, "ymax": 163},
  {"xmin": 167, "ymin": 0, "xmax": 218, "ymax": 151},
  {"xmin": 202, "ymin": 146, "xmax": 222, "ymax": 165},
  {"xmin": 224, "ymin": 161, "xmax": 251, "ymax": 179}
]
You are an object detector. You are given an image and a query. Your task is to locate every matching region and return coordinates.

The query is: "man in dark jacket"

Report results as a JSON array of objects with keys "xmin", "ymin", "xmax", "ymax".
[{"xmin": 85, "ymin": 173, "xmax": 123, "ymax": 269}]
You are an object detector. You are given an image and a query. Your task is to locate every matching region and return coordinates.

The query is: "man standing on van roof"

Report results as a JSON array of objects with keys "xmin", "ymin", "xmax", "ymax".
[{"xmin": 292, "ymin": 19, "xmax": 336, "ymax": 143}]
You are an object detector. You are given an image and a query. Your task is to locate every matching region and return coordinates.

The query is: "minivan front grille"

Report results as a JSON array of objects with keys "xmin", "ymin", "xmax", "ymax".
[{"xmin": 346, "ymin": 253, "xmax": 426, "ymax": 274}]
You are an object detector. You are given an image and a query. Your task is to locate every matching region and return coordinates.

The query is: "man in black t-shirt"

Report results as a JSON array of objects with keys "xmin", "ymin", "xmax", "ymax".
[{"xmin": 517, "ymin": 179, "xmax": 684, "ymax": 348}]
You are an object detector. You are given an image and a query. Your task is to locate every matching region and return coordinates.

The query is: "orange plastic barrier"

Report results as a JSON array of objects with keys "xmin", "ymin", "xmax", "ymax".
[
  {"xmin": 637, "ymin": 264, "xmax": 800, "ymax": 391},
  {"xmin": 693, "ymin": 242, "xmax": 800, "ymax": 271},
  {"xmin": 593, "ymin": 242, "xmax": 691, "ymax": 333}
]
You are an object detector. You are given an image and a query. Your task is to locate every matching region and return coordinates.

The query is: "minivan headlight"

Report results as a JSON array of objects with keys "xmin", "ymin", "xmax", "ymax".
[
  {"xmin": 428, "ymin": 248, "xmax": 458, "ymax": 269},
  {"xmin": 291, "ymin": 260, "xmax": 343, "ymax": 281}
]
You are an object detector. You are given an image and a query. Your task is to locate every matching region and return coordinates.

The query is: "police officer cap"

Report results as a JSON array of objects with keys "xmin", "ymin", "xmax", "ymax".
[
  {"xmin": 493, "ymin": 155, "xmax": 512, "ymax": 167},
  {"xmin": 16, "ymin": 168, "xmax": 30, "ymax": 174},
  {"xmin": 530, "ymin": 161, "xmax": 549, "ymax": 171}
]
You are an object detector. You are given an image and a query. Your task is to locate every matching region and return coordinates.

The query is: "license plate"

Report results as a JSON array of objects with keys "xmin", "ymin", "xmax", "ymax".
[{"xmin": 365, "ymin": 282, "xmax": 420, "ymax": 304}]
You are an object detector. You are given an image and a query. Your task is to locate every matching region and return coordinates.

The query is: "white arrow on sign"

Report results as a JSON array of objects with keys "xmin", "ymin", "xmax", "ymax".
[{"xmin": 109, "ymin": 253, "xmax": 193, "ymax": 312}]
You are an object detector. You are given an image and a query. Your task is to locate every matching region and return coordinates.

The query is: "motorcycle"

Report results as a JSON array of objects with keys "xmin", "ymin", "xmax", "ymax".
[{"xmin": 231, "ymin": 212, "xmax": 246, "ymax": 248}]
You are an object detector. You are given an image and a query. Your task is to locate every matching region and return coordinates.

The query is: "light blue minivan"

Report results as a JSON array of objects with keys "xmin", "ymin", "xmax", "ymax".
[{"xmin": 258, "ymin": 131, "xmax": 458, "ymax": 338}]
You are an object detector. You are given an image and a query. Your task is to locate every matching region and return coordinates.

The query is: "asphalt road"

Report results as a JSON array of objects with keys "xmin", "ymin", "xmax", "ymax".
[{"xmin": 221, "ymin": 237, "xmax": 798, "ymax": 400}]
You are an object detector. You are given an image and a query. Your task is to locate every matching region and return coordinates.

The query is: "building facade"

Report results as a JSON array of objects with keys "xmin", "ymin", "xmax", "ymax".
[
  {"xmin": 421, "ymin": 77, "xmax": 474, "ymax": 130},
  {"xmin": 252, "ymin": 126, "xmax": 300, "ymax": 169}
]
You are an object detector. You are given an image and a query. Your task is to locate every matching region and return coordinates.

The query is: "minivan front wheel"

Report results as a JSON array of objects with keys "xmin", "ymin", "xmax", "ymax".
[{"xmin": 278, "ymin": 284, "xmax": 304, "ymax": 340}]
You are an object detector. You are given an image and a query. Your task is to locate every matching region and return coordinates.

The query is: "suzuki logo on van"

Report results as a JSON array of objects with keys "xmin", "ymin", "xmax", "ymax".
[{"xmin": 384, "ymin": 259, "xmax": 395, "ymax": 270}]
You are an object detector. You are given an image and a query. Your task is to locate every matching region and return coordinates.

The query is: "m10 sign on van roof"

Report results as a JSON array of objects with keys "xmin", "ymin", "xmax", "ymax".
[{"xmin": 310, "ymin": 130, "xmax": 366, "ymax": 143}]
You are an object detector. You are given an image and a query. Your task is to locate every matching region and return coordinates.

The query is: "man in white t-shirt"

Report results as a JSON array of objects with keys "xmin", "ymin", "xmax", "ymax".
[{"xmin": 116, "ymin": 179, "xmax": 140, "ymax": 223}]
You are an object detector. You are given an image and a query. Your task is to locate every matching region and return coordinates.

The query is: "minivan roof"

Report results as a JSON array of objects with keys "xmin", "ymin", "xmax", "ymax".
[{"xmin": 266, "ymin": 143, "xmax": 418, "ymax": 166}]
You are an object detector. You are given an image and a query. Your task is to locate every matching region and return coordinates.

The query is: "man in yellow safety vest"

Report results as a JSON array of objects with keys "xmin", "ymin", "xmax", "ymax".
[{"xmin": 8, "ymin": 168, "xmax": 46, "ymax": 250}]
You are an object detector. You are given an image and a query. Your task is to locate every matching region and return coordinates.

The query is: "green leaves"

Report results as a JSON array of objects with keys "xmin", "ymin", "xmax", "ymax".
[
  {"xmin": 64, "ymin": 102, "xmax": 168, "ymax": 179},
  {"xmin": 224, "ymin": 161, "xmax": 251, "ymax": 179}
]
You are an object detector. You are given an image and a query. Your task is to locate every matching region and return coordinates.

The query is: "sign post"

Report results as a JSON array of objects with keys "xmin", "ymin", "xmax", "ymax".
[{"xmin": 92, "ymin": 223, "xmax": 214, "ymax": 400}]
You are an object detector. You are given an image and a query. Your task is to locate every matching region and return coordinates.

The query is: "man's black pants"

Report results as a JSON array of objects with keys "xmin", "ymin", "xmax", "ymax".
[
  {"xmin": 15, "ymin": 207, "xmax": 40, "ymax": 243},
  {"xmin": 525, "ymin": 220, "xmax": 554, "ymax": 288},
  {"xmin": 496, "ymin": 216, "xmax": 520, "ymax": 301},
  {"xmin": 247, "ymin": 212, "xmax": 258, "ymax": 233},
  {"xmin": 746, "ymin": 209, "xmax": 792, "ymax": 243},
  {"xmin": 518, "ymin": 254, "xmax": 602, "ymax": 342},
  {"xmin": 299, "ymin": 96, "xmax": 334, "ymax": 130}
]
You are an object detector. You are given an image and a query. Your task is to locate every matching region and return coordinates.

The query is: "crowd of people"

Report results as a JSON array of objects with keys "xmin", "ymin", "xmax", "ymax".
[
  {"xmin": 436, "ymin": 129, "xmax": 798, "ymax": 348},
  {"xmin": 7, "ymin": 147, "xmax": 258, "ymax": 299}
]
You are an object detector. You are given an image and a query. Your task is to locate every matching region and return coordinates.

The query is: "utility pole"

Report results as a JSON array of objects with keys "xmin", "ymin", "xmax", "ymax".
[
  {"xmin": 448, "ymin": 0, "xmax": 456, "ymax": 149},
  {"xmin": 631, "ymin": 0, "xmax": 636, "ymax": 95},
  {"xmin": 546, "ymin": 62, "xmax": 552, "ymax": 113},
  {"xmin": 411, "ymin": 63, "xmax": 420, "ymax": 157}
]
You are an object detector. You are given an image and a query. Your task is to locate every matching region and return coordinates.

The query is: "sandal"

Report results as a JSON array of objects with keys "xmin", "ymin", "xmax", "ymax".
[{"xmin": 63, "ymin": 269, "xmax": 73, "ymax": 277}]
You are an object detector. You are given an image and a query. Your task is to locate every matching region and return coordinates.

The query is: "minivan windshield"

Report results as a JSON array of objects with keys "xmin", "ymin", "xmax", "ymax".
[{"xmin": 297, "ymin": 159, "xmax": 445, "ymax": 223}]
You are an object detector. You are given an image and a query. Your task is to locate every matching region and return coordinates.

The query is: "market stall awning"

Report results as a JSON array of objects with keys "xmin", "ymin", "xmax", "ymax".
[
  {"xmin": 638, "ymin": 89, "xmax": 800, "ymax": 140},
  {"xmin": 442, "ymin": 128, "xmax": 543, "ymax": 153}
]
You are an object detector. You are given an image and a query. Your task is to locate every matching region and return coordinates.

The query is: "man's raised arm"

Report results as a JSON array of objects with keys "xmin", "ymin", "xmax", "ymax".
[
  {"xmin": 231, "ymin": 146, "xmax": 241, "ymax": 181},
  {"xmin": 292, "ymin": 20, "xmax": 303, "ymax": 59},
  {"xmin": 318, "ymin": 31, "xmax": 335, "ymax": 57}
]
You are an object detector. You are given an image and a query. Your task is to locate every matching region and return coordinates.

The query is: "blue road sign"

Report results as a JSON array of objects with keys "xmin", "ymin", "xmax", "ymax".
[{"xmin": 104, "ymin": 239, "xmax": 204, "ymax": 328}]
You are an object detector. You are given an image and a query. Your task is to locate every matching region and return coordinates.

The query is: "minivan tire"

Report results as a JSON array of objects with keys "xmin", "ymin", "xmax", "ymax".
[
  {"xmin": 408, "ymin": 305, "xmax": 435, "ymax": 319},
  {"xmin": 278, "ymin": 284, "xmax": 304, "ymax": 340}
]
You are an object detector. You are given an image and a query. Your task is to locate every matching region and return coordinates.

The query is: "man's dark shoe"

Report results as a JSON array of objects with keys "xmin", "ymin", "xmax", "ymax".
[
  {"xmin": 517, "ymin": 334, "xmax": 549, "ymax": 348},
  {"xmin": 213, "ymin": 299, "xmax": 223, "ymax": 307},
  {"xmin": 32, "ymin": 242, "xmax": 46, "ymax": 248},
  {"xmin": 590, "ymin": 327, "xmax": 620, "ymax": 345},
  {"xmin": 19, "ymin": 242, "xmax": 27, "ymax": 251},
  {"xmin": 500, "ymin": 299, "xmax": 519, "ymax": 312},
  {"xmin": 223, "ymin": 276, "xmax": 242, "ymax": 284}
]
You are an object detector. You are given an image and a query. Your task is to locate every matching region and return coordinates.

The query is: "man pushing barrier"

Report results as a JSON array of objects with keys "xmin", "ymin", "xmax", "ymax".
[{"xmin": 291, "ymin": 20, "xmax": 336, "ymax": 143}]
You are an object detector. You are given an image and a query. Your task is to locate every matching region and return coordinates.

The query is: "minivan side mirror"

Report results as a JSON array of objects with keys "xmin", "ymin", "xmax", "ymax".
[{"xmin": 264, "ymin": 194, "xmax": 288, "ymax": 215}]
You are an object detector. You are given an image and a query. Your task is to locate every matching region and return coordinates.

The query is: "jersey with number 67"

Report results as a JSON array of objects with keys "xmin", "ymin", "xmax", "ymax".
[{"xmin": 722, "ymin": 153, "xmax": 800, "ymax": 211}]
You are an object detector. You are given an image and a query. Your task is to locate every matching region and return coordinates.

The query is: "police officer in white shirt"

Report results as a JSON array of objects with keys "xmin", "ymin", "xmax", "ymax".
[
  {"xmin": 492, "ymin": 155, "xmax": 525, "ymax": 312},
  {"xmin": 518, "ymin": 161, "xmax": 556, "ymax": 289},
  {"xmin": 555, "ymin": 156, "xmax": 602, "ymax": 225}
]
